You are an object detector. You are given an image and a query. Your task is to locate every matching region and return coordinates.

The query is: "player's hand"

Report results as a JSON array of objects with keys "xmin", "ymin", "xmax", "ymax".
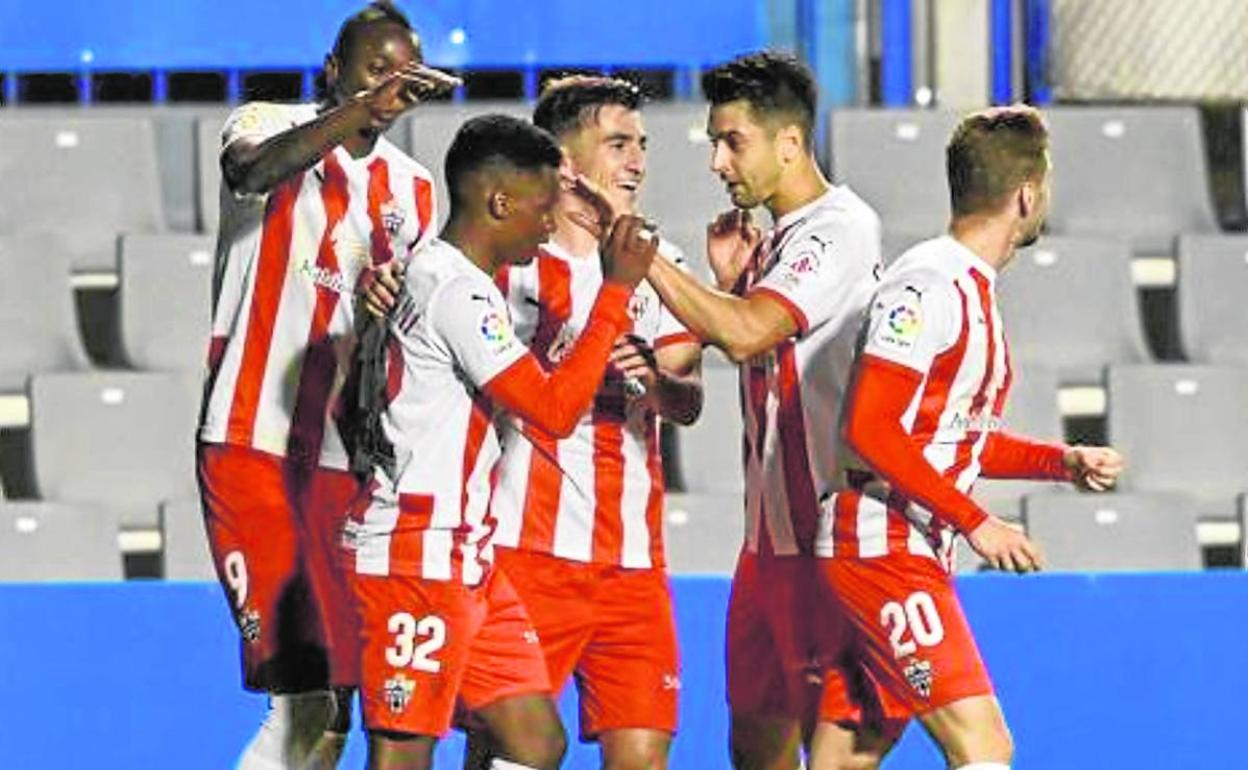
[
  {"xmin": 351, "ymin": 64, "xmax": 461, "ymax": 128},
  {"xmin": 1064, "ymin": 446, "xmax": 1124, "ymax": 492},
  {"xmin": 609, "ymin": 335, "xmax": 660, "ymax": 407},
  {"xmin": 601, "ymin": 215, "xmax": 659, "ymax": 288},
  {"xmin": 565, "ymin": 173, "xmax": 618, "ymax": 241},
  {"xmin": 359, "ymin": 259, "xmax": 406, "ymax": 318},
  {"xmin": 707, "ymin": 208, "xmax": 760, "ymax": 291},
  {"xmin": 967, "ymin": 516, "xmax": 1043, "ymax": 573}
]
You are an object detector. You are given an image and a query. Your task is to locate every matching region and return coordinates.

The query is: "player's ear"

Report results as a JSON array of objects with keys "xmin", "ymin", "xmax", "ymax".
[
  {"xmin": 488, "ymin": 189, "xmax": 511, "ymax": 221},
  {"xmin": 776, "ymin": 124, "xmax": 804, "ymax": 166},
  {"xmin": 1018, "ymin": 180, "xmax": 1036, "ymax": 220}
]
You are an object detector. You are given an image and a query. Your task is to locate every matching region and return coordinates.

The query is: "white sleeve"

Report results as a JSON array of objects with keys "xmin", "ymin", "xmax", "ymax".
[
  {"xmin": 861, "ymin": 268, "xmax": 961, "ymax": 374},
  {"xmin": 750, "ymin": 225, "xmax": 879, "ymax": 337},
  {"xmin": 429, "ymin": 276, "xmax": 528, "ymax": 387},
  {"xmin": 220, "ymin": 102, "xmax": 293, "ymax": 152}
]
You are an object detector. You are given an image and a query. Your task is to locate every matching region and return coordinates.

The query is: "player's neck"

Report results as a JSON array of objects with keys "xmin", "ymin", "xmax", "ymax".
[
  {"xmin": 550, "ymin": 208, "xmax": 600, "ymax": 259},
  {"xmin": 442, "ymin": 219, "xmax": 505, "ymax": 277},
  {"xmin": 341, "ymin": 129, "xmax": 380, "ymax": 159},
  {"xmin": 765, "ymin": 160, "xmax": 830, "ymax": 221},
  {"xmin": 948, "ymin": 216, "xmax": 1017, "ymax": 272}
]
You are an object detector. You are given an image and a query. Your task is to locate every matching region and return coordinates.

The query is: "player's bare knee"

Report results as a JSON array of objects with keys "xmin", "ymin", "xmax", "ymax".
[{"xmin": 601, "ymin": 729, "xmax": 671, "ymax": 770}]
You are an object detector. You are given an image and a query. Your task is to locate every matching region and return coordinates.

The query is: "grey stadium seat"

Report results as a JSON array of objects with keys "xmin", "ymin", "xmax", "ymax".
[
  {"xmin": 407, "ymin": 102, "xmax": 531, "ymax": 229},
  {"xmin": 0, "ymin": 234, "xmax": 90, "ymax": 391},
  {"xmin": 0, "ymin": 114, "xmax": 165, "ymax": 271},
  {"xmin": 637, "ymin": 102, "xmax": 730, "ymax": 276},
  {"xmin": 663, "ymin": 492, "xmax": 743, "ymax": 575},
  {"xmin": 161, "ymin": 497, "xmax": 215, "ymax": 580},
  {"xmin": 0, "ymin": 501, "xmax": 123, "ymax": 580},
  {"xmin": 1107, "ymin": 365, "xmax": 1248, "ymax": 519},
  {"xmin": 1022, "ymin": 491, "xmax": 1201, "ymax": 571},
  {"xmin": 972, "ymin": 365, "xmax": 1066, "ymax": 521},
  {"xmin": 118, "ymin": 233, "xmax": 215, "ymax": 371},
  {"xmin": 1044, "ymin": 106, "xmax": 1219, "ymax": 256},
  {"xmin": 1176, "ymin": 233, "xmax": 1248, "ymax": 366},
  {"xmin": 672, "ymin": 348, "xmax": 744, "ymax": 494},
  {"xmin": 998, "ymin": 236, "xmax": 1150, "ymax": 384},
  {"xmin": 829, "ymin": 109, "xmax": 961, "ymax": 247},
  {"xmin": 28, "ymin": 372, "xmax": 201, "ymax": 528}
]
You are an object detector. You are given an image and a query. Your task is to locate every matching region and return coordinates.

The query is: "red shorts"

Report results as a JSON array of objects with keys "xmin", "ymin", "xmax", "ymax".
[
  {"xmin": 354, "ymin": 568, "xmax": 550, "ymax": 737},
  {"xmin": 726, "ymin": 550, "xmax": 832, "ymax": 722},
  {"xmin": 197, "ymin": 443, "xmax": 361, "ymax": 692},
  {"xmin": 494, "ymin": 548, "xmax": 680, "ymax": 740},
  {"xmin": 816, "ymin": 553, "xmax": 993, "ymax": 732}
]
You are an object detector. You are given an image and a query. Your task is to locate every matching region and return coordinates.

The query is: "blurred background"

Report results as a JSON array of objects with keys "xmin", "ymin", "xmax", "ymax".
[{"xmin": 0, "ymin": 1, "xmax": 1245, "ymax": 768}]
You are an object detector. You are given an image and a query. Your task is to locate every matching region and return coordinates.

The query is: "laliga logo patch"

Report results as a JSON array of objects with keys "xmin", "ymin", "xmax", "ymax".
[
  {"xmin": 887, "ymin": 304, "xmax": 920, "ymax": 337},
  {"xmin": 904, "ymin": 658, "xmax": 934, "ymax": 699},
  {"xmin": 478, "ymin": 308, "xmax": 516, "ymax": 354},
  {"xmin": 383, "ymin": 673, "xmax": 416, "ymax": 714},
  {"xmin": 873, "ymin": 291, "xmax": 923, "ymax": 354}
]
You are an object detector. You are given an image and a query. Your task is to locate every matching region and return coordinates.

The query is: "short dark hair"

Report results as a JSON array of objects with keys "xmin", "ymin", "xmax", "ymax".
[
  {"xmin": 445, "ymin": 114, "xmax": 564, "ymax": 213},
  {"xmin": 946, "ymin": 105, "xmax": 1049, "ymax": 217},
  {"xmin": 316, "ymin": 2, "xmax": 416, "ymax": 100},
  {"xmin": 701, "ymin": 51, "xmax": 817, "ymax": 148},
  {"xmin": 532, "ymin": 75, "xmax": 643, "ymax": 138}
]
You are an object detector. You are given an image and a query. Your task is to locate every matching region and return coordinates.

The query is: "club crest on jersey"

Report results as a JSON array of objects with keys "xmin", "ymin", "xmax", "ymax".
[
  {"xmin": 237, "ymin": 608, "xmax": 261, "ymax": 643},
  {"xmin": 628, "ymin": 293, "xmax": 651, "ymax": 322},
  {"xmin": 478, "ymin": 307, "xmax": 517, "ymax": 355},
  {"xmin": 383, "ymin": 673, "xmax": 416, "ymax": 714},
  {"xmin": 904, "ymin": 657, "xmax": 934, "ymax": 699},
  {"xmin": 380, "ymin": 202, "xmax": 406, "ymax": 237}
]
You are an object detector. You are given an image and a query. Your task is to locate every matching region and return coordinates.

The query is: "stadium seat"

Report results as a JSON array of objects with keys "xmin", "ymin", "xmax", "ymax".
[
  {"xmin": 160, "ymin": 497, "xmax": 215, "ymax": 580},
  {"xmin": 663, "ymin": 491, "xmax": 743, "ymax": 574},
  {"xmin": 998, "ymin": 236, "xmax": 1150, "ymax": 384},
  {"xmin": 637, "ymin": 102, "xmax": 729, "ymax": 275},
  {"xmin": 118, "ymin": 233, "xmax": 215, "ymax": 371},
  {"xmin": 828, "ymin": 109, "xmax": 961, "ymax": 248},
  {"xmin": 0, "ymin": 114, "xmax": 165, "ymax": 271},
  {"xmin": 972, "ymin": 365, "xmax": 1066, "ymax": 521},
  {"xmin": 28, "ymin": 371, "xmax": 201, "ymax": 528},
  {"xmin": 671, "ymin": 348, "xmax": 743, "ymax": 494},
  {"xmin": 1176, "ymin": 233, "xmax": 1248, "ymax": 366},
  {"xmin": 0, "ymin": 500, "xmax": 123, "ymax": 580},
  {"xmin": 1044, "ymin": 106, "xmax": 1219, "ymax": 256},
  {"xmin": 1022, "ymin": 491, "xmax": 1202, "ymax": 571},
  {"xmin": 1106, "ymin": 365, "xmax": 1248, "ymax": 519},
  {"xmin": 0, "ymin": 233, "xmax": 90, "ymax": 391},
  {"xmin": 407, "ymin": 102, "xmax": 531, "ymax": 228}
]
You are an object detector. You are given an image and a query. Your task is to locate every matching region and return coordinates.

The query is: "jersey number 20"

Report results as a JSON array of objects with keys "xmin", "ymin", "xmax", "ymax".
[{"xmin": 880, "ymin": 591, "xmax": 945, "ymax": 659}]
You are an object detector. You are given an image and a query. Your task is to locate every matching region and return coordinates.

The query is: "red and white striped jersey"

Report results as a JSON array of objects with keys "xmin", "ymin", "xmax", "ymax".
[
  {"xmin": 489, "ymin": 239, "xmax": 696, "ymax": 568},
  {"xmin": 826, "ymin": 235, "xmax": 1012, "ymax": 569},
  {"xmin": 199, "ymin": 101, "xmax": 437, "ymax": 469},
  {"xmin": 346, "ymin": 239, "xmax": 529, "ymax": 585},
  {"xmin": 737, "ymin": 186, "xmax": 881, "ymax": 558}
]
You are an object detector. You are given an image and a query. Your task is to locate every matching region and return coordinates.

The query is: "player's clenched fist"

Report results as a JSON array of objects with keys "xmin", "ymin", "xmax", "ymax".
[
  {"xmin": 968, "ymin": 516, "xmax": 1044, "ymax": 573},
  {"xmin": 601, "ymin": 215, "xmax": 659, "ymax": 287},
  {"xmin": 706, "ymin": 208, "xmax": 761, "ymax": 290},
  {"xmin": 1063, "ymin": 446, "xmax": 1124, "ymax": 492}
]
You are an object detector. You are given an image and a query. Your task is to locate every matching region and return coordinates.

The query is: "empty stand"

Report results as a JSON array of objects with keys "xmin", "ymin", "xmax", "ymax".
[
  {"xmin": 28, "ymin": 372, "xmax": 201, "ymax": 528},
  {"xmin": 1107, "ymin": 365, "xmax": 1248, "ymax": 519},
  {"xmin": 972, "ymin": 365, "xmax": 1066, "ymax": 521},
  {"xmin": 663, "ymin": 492, "xmax": 743, "ymax": 574},
  {"xmin": 0, "ymin": 234, "xmax": 90, "ymax": 391},
  {"xmin": 671, "ymin": 348, "xmax": 743, "ymax": 494},
  {"xmin": 0, "ymin": 501, "xmax": 123, "ymax": 580},
  {"xmin": 1044, "ymin": 106, "xmax": 1219, "ymax": 256},
  {"xmin": 160, "ymin": 497, "xmax": 215, "ymax": 580},
  {"xmin": 118, "ymin": 233, "xmax": 215, "ymax": 371},
  {"xmin": 0, "ymin": 114, "xmax": 165, "ymax": 271},
  {"xmin": 1176, "ymin": 233, "xmax": 1248, "ymax": 366},
  {"xmin": 829, "ymin": 109, "xmax": 961, "ymax": 247},
  {"xmin": 1023, "ymin": 492, "xmax": 1202, "ymax": 571},
  {"xmin": 998, "ymin": 236, "xmax": 1151, "ymax": 383}
]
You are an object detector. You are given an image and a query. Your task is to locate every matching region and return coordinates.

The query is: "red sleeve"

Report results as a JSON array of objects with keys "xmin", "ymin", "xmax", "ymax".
[
  {"xmin": 843, "ymin": 353, "xmax": 990, "ymax": 534},
  {"xmin": 979, "ymin": 431, "xmax": 1071, "ymax": 481},
  {"xmin": 482, "ymin": 282, "xmax": 632, "ymax": 438}
]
